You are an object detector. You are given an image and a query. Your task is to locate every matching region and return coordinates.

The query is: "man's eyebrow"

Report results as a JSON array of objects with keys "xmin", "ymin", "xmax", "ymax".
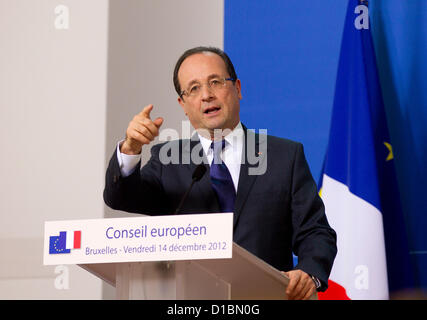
[
  {"xmin": 207, "ymin": 73, "xmax": 222, "ymax": 80},
  {"xmin": 186, "ymin": 79, "xmax": 200, "ymax": 87},
  {"xmin": 185, "ymin": 74, "xmax": 223, "ymax": 87}
]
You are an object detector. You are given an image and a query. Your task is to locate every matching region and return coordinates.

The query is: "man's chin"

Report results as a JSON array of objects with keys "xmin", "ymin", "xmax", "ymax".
[{"xmin": 203, "ymin": 119, "xmax": 225, "ymax": 130}]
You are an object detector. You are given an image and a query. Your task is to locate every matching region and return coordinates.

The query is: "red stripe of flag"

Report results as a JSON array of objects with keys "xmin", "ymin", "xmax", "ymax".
[
  {"xmin": 73, "ymin": 231, "xmax": 81, "ymax": 249},
  {"xmin": 318, "ymin": 280, "xmax": 350, "ymax": 300}
]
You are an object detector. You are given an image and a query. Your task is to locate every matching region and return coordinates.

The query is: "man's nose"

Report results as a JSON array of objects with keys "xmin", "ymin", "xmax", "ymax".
[{"xmin": 200, "ymin": 84, "xmax": 215, "ymax": 101}]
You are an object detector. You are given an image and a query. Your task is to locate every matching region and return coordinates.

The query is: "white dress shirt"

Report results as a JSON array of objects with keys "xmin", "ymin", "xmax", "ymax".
[{"xmin": 117, "ymin": 122, "xmax": 245, "ymax": 192}]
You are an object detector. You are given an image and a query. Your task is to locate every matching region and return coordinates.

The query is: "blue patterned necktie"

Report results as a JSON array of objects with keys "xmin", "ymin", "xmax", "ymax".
[{"xmin": 210, "ymin": 140, "xmax": 236, "ymax": 212}]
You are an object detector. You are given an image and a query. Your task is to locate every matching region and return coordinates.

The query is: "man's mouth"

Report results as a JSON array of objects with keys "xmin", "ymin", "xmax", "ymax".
[{"xmin": 204, "ymin": 106, "xmax": 221, "ymax": 114}]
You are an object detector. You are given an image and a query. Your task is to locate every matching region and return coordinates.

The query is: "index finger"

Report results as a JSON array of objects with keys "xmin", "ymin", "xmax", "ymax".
[
  {"xmin": 140, "ymin": 104, "xmax": 154, "ymax": 118},
  {"xmin": 285, "ymin": 271, "xmax": 300, "ymax": 297}
]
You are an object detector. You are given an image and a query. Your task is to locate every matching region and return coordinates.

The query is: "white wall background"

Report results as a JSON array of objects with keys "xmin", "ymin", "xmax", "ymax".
[{"xmin": 0, "ymin": 0, "xmax": 223, "ymax": 299}]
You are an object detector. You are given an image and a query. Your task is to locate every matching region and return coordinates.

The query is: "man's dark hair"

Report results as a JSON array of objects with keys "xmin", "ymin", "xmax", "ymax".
[{"xmin": 173, "ymin": 46, "xmax": 238, "ymax": 98}]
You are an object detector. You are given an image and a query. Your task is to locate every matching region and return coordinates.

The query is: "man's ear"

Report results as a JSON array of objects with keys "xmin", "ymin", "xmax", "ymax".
[
  {"xmin": 235, "ymin": 79, "xmax": 242, "ymax": 100},
  {"xmin": 178, "ymin": 97, "xmax": 187, "ymax": 115},
  {"xmin": 178, "ymin": 96, "xmax": 184, "ymax": 107}
]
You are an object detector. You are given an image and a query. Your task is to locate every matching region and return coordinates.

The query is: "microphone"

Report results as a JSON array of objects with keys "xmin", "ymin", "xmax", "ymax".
[{"xmin": 174, "ymin": 164, "xmax": 207, "ymax": 214}]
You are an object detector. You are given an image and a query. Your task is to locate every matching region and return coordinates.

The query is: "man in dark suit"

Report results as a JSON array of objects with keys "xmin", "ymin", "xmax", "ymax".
[{"xmin": 104, "ymin": 46, "xmax": 337, "ymax": 300}]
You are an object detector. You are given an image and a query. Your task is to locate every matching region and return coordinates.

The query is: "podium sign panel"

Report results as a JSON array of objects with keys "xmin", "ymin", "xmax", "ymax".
[
  {"xmin": 43, "ymin": 213, "xmax": 233, "ymax": 265},
  {"xmin": 43, "ymin": 213, "xmax": 317, "ymax": 300}
]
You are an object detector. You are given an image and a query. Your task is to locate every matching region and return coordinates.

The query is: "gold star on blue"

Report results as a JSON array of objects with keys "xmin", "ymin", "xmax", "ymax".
[{"xmin": 383, "ymin": 142, "xmax": 393, "ymax": 161}]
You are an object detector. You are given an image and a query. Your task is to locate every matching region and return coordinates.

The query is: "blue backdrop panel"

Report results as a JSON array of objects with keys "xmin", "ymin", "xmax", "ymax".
[{"xmin": 224, "ymin": 0, "xmax": 347, "ymax": 182}]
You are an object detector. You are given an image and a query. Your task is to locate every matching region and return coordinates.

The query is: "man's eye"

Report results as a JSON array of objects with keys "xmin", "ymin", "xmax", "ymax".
[
  {"xmin": 210, "ymin": 79, "xmax": 221, "ymax": 86},
  {"xmin": 189, "ymin": 85, "xmax": 201, "ymax": 94}
]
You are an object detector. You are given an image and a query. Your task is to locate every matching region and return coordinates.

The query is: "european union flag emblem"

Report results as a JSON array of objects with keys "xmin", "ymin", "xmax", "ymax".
[{"xmin": 49, "ymin": 231, "xmax": 71, "ymax": 254}]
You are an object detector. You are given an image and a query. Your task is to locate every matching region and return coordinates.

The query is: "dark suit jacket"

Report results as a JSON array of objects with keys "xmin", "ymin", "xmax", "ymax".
[{"xmin": 104, "ymin": 127, "xmax": 337, "ymax": 291}]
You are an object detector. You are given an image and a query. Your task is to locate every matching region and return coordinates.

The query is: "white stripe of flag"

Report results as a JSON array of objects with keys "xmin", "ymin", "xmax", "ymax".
[
  {"xmin": 65, "ymin": 231, "xmax": 81, "ymax": 250},
  {"xmin": 321, "ymin": 174, "xmax": 389, "ymax": 299}
]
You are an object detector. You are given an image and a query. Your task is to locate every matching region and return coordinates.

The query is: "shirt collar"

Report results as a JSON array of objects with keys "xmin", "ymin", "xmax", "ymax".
[{"xmin": 196, "ymin": 122, "xmax": 244, "ymax": 155}]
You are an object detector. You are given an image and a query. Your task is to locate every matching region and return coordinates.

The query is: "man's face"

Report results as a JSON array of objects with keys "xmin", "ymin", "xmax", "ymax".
[{"xmin": 177, "ymin": 52, "xmax": 242, "ymax": 137}]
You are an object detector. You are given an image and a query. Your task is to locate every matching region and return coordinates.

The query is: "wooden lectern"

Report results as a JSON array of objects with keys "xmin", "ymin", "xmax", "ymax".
[{"xmin": 79, "ymin": 242, "xmax": 317, "ymax": 300}]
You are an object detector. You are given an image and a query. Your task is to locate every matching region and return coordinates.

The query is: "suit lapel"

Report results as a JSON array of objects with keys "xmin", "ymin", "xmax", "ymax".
[{"xmin": 233, "ymin": 127, "xmax": 265, "ymax": 228}]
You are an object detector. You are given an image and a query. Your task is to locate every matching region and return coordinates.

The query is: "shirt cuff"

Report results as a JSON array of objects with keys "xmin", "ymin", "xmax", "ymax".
[{"xmin": 116, "ymin": 140, "xmax": 141, "ymax": 177}]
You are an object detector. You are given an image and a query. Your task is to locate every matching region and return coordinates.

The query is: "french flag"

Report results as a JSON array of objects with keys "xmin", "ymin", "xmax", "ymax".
[
  {"xmin": 318, "ymin": 0, "xmax": 413, "ymax": 299},
  {"xmin": 65, "ymin": 230, "xmax": 82, "ymax": 250}
]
